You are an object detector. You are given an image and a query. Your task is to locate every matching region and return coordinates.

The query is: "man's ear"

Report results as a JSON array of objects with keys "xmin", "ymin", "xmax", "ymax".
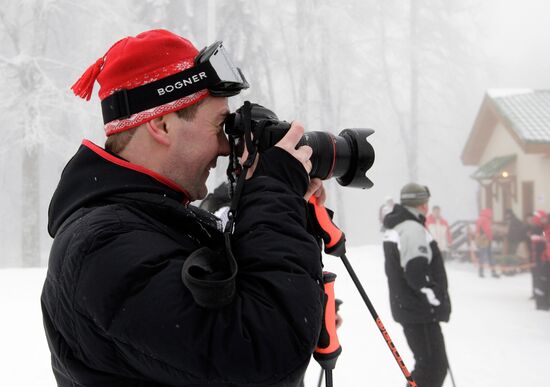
[{"xmin": 145, "ymin": 117, "xmax": 170, "ymax": 146}]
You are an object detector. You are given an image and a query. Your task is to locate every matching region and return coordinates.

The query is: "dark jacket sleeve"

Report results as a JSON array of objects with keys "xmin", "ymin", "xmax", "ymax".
[
  {"xmin": 404, "ymin": 257, "xmax": 430, "ymax": 291},
  {"xmin": 74, "ymin": 147, "xmax": 324, "ymax": 386}
]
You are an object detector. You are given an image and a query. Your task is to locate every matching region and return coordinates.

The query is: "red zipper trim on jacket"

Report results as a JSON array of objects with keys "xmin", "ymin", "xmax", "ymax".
[{"xmin": 82, "ymin": 139, "xmax": 191, "ymax": 205}]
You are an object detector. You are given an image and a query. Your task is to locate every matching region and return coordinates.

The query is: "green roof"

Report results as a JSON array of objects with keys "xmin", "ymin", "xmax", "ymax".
[
  {"xmin": 471, "ymin": 154, "xmax": 516, "ymax": 180},
  {"xmin": 489, "ymin": 90, "xmax": 550, "ymax": 144}
]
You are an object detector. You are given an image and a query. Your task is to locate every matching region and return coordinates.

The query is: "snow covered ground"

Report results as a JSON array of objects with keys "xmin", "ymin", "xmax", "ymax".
[{"xmin": 2, "ymin": 245, "xmax": 549, "ymax": 386}]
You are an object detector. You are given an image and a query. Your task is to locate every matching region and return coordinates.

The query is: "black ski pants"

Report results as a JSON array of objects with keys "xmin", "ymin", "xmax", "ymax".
[
  {"xmin": 402, "ymin": 322, "xmax": 448, "ymax": 387},
  {"xmin": 534, "ymin": 262, "xmax": 550, "ymax": 310}
]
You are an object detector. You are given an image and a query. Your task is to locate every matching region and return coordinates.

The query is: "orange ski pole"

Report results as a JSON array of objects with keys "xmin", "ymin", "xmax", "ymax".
[
  {"xmin": 309, "ymin": 196, "xmax": 417, "ymax": 387},
  {"xmin": 314, "ymin": 272, "xmax": 341, "ymax": 387}
]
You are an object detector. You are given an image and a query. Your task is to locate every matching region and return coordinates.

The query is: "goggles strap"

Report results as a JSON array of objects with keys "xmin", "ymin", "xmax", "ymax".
[{"xmin": 101, "ymin": 61, "xmax": 219, "ymax": 124}]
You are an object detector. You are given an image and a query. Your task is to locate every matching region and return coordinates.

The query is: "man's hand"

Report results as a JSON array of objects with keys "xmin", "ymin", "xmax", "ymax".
[
  {"xmin": 420, "ymin": 287, "xmax": 441, "ymax": 306},
  {"xmin": 242, "ymin": 120, "xmax": 313, "ymax": 179},
  {"xmin": 274, "ymin": 121, "xmax": 313, "ymax": 174},
  {"xmin": 304, "ymin": 178, "xmax": 325, "ymax": 204},
  {"xmin": 335, "ymin": 313, "xmax": 343, "ymax": 329}
]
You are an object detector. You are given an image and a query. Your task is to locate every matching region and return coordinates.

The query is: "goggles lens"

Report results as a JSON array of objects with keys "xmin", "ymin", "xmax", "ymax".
[{"xmin": 196, "ymin": 41, "xmax": 249, "ymax": 96}]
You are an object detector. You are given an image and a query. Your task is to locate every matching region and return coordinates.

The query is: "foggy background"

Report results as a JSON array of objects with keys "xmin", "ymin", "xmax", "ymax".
[{"xmin": 2, "ymin": 0, "xmax": 550, "ymax": 267}]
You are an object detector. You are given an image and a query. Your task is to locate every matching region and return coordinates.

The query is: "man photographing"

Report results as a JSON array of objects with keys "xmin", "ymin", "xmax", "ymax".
[
  {"xmin": 41, "ymin": 29, "xmax": 325, "ymax": 386},
  {"xmin": 382, "ymin": 183, "xmax": 452, "ymax": 387}
]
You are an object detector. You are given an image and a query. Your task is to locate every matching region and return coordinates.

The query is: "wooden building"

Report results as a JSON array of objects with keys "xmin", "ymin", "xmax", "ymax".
[{"xmin": 462, "ymin": 89, "xmax": 550, "ymax": 222}]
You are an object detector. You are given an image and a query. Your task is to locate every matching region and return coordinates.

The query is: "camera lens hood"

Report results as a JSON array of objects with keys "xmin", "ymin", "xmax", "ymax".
[{"xmin": 336, "ymin": 128, "xmax": 375, "ymax": 188}]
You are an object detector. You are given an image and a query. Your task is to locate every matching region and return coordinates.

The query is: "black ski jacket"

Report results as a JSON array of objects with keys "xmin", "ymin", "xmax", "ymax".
[
  {"xmin": 382, "ymin": 204, "xmax": 451, "ymax": 324},
  {"xmin": 41, "ymin": 140, "xmax": 324, "ymax": 386}
]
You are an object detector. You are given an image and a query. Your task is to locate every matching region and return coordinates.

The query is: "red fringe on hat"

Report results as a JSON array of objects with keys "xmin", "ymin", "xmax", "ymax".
[{"xmin": 71, "ymin": 57, "xmax": 105, "ymax": 101}]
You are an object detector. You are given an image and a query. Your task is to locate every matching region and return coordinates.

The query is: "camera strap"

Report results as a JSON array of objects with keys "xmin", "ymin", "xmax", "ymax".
[
  {"xmin": 222, "ymin": 101, "xmax": 262, "ymax": 280},
  {"xmin": 181, "ymin": 100, "xmax": 258, "ymax": 309},
  {"xmin": 224, "ymin": 101, "xmax": 269, "ymax": 232}
]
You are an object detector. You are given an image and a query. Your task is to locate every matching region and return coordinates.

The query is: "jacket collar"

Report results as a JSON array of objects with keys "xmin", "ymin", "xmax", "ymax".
[
  {"xmin": 48, "ymin": 140, "xmax": 191, "ymax": 236},
  {"xmin": 383, "ymin": 203, "xmax": 426, "ymax": 229}
]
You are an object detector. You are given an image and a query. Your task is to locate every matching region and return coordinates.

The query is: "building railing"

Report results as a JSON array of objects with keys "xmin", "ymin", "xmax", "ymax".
[{"xmin": 447, "ymin": 220, "xmax": 532, "ymax": 275}]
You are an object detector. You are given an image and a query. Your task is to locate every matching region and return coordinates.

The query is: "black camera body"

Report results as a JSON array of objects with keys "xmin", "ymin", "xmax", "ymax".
[{"xmin": 224, "ymin": 103, "xmax": 375, "ymax": 189}]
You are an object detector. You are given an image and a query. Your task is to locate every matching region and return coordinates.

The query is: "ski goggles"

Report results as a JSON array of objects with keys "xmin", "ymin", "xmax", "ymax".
[
  {"xmin": 101, "ymin": 41, "xmax": 249, "ymax": 124},
  {"xmin": 195, "ymin": 41, "xmax": 249, "ymax": 97}
]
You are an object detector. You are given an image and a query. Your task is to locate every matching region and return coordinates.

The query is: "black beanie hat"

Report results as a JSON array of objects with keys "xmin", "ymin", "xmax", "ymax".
[{"xmin": 400, "ymin": 182, "xmax": 430, "ymax": 207}]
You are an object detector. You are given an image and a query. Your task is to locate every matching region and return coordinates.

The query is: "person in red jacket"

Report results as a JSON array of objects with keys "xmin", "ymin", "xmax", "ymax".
[
  {"xmin": 475, "ymin": 208, "xmax": 500, "ymax": 278},
  {"xmin": 426, "ymin": 205, "xmax": 453, "ymax": 261}
]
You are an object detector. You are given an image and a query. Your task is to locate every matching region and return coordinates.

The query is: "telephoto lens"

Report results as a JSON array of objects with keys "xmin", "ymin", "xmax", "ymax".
[
  {"xmin": 301, "ymin": 128, "xmax": 375, "ymax": 188},
  {"xmin": 224, "ymin": 103, "xmax": 375, "ymax": 188}
]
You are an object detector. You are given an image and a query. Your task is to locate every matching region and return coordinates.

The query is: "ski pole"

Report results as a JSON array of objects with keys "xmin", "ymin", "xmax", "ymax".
[
  {"xmin": 316, "ymin": 297, "xmax": 343, "ymax": 387},
  {"xmin": 316, "ymin": 369, "xmax": 324, "ymax": 387},
  {"xmin": 314, "ymin": 272, "xmax": 342, "ymax": 387},
  {"xmin": 448, "ymin": 360, "xmax": 457, "ymax": 387},
  {"xmin": 309, "ymin": 196, "xmax": 417, "ymax": 387}
]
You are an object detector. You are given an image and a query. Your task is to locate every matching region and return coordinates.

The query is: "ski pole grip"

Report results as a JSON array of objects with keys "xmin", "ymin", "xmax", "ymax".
[
  {"xmin": 308, "ymin": 195, "xmax": 345, "ymax": 256},
  {"xmin": 314, "ymin": 272, "xmax": 342, "ymax": 370}
]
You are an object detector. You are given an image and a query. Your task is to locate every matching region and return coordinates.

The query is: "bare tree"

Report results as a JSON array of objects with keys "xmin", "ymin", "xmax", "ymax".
[
  {"xmin": 0, "ymin": 0, "xmax": 138, "ymax": 266},
  {"xmin": 377, "ymin": 0, "xmax": 480, "ymax": 182},
  {"xmin": 0, "ymin": 2, "xmax": 61, "ymax": 266}
]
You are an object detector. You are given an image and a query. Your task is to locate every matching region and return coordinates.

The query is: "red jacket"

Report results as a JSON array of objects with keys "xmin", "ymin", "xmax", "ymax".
[
  {"xmin": 532, "ymin": 210, "xmax": 550, "ymax": 262},
  {"xmin": 476, "ymin": 208, "xmax": 493, "ymax": 241}
]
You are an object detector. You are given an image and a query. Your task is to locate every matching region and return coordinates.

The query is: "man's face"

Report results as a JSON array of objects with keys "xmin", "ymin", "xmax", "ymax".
[
  {"xmin": 419, "ymin": 202, "xmax": 429, "ymax": 215},
  {"xmin": 163, "ymin": 96, "xmax": 230, "ymax": 201}
]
